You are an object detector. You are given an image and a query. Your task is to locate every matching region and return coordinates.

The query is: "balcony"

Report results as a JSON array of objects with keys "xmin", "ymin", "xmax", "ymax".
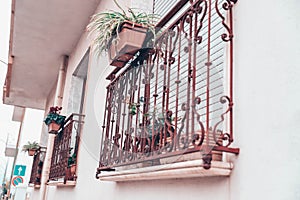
[
  {"xmin": 48, "ymin": 113, "xmax": 84, "ymax": 185},
  {"xmin": 96, "ymin": 0, "xmax": 239, "ymax": 181},
  {"xmin": 29, "ymin": 149, "xmax": 46, "ymax": 187}
]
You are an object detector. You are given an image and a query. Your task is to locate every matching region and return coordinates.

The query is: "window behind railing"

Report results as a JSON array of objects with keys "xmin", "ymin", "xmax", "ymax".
[
  {"xmin": 98, "ymin": 0, "xmax": 239, "ymax": 173},
  {"xmin": 49, "ymin": 114, "xmax": 84, "ymax": 182},
  {"xmin": 154, "ymin": 0, "xmax": 180, "ymax": 17}
]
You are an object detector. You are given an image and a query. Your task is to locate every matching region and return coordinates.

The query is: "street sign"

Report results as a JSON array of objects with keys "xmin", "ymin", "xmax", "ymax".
[
  {"xmin": 13, "ymin": 165, "xmax": 26, "ymax": 176},
  {"xmin": 12, "ymin": 176, "xmax": 24, "ymax": 186},
  {"xmin": 5, "ymin": 146, "xmax": 16, "ymax": 157}
]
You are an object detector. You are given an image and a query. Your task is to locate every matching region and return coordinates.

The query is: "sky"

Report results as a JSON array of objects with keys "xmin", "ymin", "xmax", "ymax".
[{"xmin": 0, "ymin": 0, "xmax": 44, "ymax": 187}]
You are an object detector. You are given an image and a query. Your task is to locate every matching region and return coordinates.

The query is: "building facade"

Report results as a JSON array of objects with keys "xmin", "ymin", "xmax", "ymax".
[{"xmin": 3, "ymin": 0, "xmax": 300, "ymax": 200}]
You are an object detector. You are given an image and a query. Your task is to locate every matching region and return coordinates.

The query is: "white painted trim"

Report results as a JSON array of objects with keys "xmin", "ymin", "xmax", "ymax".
[{"xmin": 98, "ymin": 160, "xmax": 233, "ymax": 182}]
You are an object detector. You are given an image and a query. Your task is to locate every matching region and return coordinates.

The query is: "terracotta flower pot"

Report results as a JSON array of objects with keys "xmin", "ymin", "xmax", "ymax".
[
  {"xmin": 48, "ymin": 122, "xmax": 61, "ymax": 133},
  {"xmin": 28, "ymin": 149, "xmax": 36, "ymax": 156},
  {"xmin": 70, "ymin": 164, "xmax": 76, "ymax": 174},
  {"xmin": 109, "ymin": 21, "xmax": 148, "ymax": 67}
]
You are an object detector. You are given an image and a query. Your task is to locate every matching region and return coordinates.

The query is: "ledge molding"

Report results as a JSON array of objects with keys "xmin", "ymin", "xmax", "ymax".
[
  {"xmin": 98, "ymin": 160, "xmax": 233, "ymax": 182},
  {"xmin": 47, "ymin": 180, "xmax": 76, "ymax": 187}
]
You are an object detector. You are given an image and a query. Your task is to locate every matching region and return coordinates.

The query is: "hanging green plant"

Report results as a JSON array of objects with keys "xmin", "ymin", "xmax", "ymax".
[
  {"xmin": 22, "ymin": 141, "xmax": 40, "ymax": 156},
  {"xmin": 44, "ymin": 106, "xmax": 66, "ymax": 133},
  {"xmin": 22, "ymin": 141, "xmax": 40, "ymax": 152},
  {"xmin": 44, "ymin": 106, "xmax": 66, "ymax": 126},
  {"xmin": 129, "ymin": 103, "xmax": 138, "ymax": 115},
  {"xmin": 87, "ymin": 0, "xmax": 159, "ymax": 67},
  {"xmin": 68, "ymin": 153, "xmax": 77, "ymax": 167}
]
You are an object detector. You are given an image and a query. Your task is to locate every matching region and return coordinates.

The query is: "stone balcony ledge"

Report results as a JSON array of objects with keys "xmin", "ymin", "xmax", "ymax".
[{"xmin": 97, "ymin": 160, "xmax": 234, "ymax": 182}]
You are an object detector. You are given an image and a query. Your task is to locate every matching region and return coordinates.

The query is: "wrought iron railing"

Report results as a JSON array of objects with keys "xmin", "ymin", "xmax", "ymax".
[
  {"xmin": 49, "ymin": 113, "xmax": 84, "ymax": 183},
  {"xmin": 29, "ymin": 150, "xmax": 45, "ymax": 186},
  {"xmin": 97, "ymin": 0, "xmax": 239, "ymax": 174}
]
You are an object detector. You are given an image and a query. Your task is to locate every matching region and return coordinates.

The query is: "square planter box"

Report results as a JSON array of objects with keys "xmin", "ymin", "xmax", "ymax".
[
  {"xmin": 64, "ymin": 164, "xmax": 77, "ymax": 183},
  {"xmin": 109, "ymin": 21, "xmax": 149, "ymax": 68},
  {"xmin": 48, "ymin": 122, "xmax": 61, "ymax": 133},
  {"xmin": 69, "ymin": 164, "xmax": 76, "ymax": 174},
  {"xmin": 28, "ymin": 149, "xmax": 36, "ymax": 156}
]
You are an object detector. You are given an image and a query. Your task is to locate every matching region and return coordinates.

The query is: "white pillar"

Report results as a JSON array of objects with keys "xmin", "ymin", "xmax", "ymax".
[
  {"xmin": 53, "ymin": 56, "xmax": 68, "ymax": 107},
  {"xmin": 39, "ymin": 134, "xmax": 55, "ymax": 200},
  {"xmin": 39, "ymin": 56, "xmax": 68, "ymax": 200},
  {"xmin": 6, "ymin": 107, "xmax": 25, "ymax": 199}
]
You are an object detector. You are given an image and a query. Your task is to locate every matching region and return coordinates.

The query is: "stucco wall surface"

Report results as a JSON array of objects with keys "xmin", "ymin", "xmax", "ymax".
[
  {"xmin": 231, "ymin": 0, "xmax": 300, "ymax": 199},
  {"xmin": 31, "ymin": 0, "xmax": 300, "ymax": 199}
]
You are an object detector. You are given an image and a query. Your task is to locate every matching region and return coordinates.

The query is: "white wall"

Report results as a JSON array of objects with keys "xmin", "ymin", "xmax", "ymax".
[
  {"xmin": 231, "ymin": 0, "xmax": 300, "ymax": 199},
  {"xmin": 39, "ymin": 82, "xmax": 57, "ymax": 147},
  {"xmin": 31, "ymin": 0, "xmax": 300, "ymax": 200},
  {"xmin": 38, "ymin": 0, "xmax": 118, "ymax": 199}
]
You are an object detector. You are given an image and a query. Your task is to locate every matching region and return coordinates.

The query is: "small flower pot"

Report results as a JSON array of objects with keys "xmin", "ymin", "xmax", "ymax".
[
  {"xmin": 28, "ymin": 149, "xmax": 36, "ymax": 156},
  {"xmin": 48, "ymin": 122, "xmax": 61, "ymax": 133},
  {"xmin": 70, "ymin": 164, "xmax": 76, "ymax": 174},
  {"xmin": 109, "ymin": 21, "xmax": 148, "ymax": 67}
]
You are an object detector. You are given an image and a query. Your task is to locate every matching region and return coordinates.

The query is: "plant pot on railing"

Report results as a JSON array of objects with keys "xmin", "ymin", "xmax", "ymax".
[
  {"xmin": 87, "ymin": 0, "xmax": 158, "ymax": 68},
  {"xmin": 64, "ymin": 164, "xmax": 77, "ymax": 183},
  {"xmin": 108, "ymin": 21, "xmax": 149, "ymax": 67},
  {"xmin": 67, "ymin": 150, "xmax": 77, "ymax": 174},
  {"xmin": 28, "ymin": 149, "xmax": 36, "ymax": 156},
  {"xmin": 44, "ymin": 106, "xmax": 66, "ymax": 134},
  {"xmin": 47, "ymin": 121, "xmax": 61, "ymax": 133},
  {"xmin": 65, "ymin": 152, "xmax": 77, "ymax": 183},
  {"xmin": 22, "ymin": 141, "xmax": 40, "ymax": 156},
  {"xmin": 69, "ymin": 164, "xmax": 76, "ymax": 174}
]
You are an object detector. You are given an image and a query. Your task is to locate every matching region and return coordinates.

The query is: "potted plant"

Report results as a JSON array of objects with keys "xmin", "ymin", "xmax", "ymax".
[
  {"xmin": 87, "ymin": 0, "xmax": 158, "ymax": 67},
  {"xmin": 22, "ymin": 141, "xmax": 40, "ymax": 156},
  {"xmin": 68, "ymin": 152, "xmax": 77, "ymax": 174},
  {"xmin": 67, "ymin": 147, "xmax": 76, "ymax": 173},
  {"xmin": 44, "ymin": 106, "xmax": 66, "ymax": 133}
]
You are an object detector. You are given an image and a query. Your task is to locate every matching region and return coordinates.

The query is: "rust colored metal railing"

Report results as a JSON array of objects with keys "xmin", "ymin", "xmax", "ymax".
[
  {"xmin": 49, "ymin": 113, "xmax": 84, "ymax": 183},
  {"xmin": 97, "ymin": 0, "xmax": 239, "ymax": 174},
  {"xmin": 29, "ymin": 149, "xmax": 46, "ymax": 186}
]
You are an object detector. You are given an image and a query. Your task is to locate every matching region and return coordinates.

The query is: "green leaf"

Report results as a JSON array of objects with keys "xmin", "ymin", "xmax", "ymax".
[{"xmin": 44, "ymin": 113, "xmax": 66, "ymax": 126}]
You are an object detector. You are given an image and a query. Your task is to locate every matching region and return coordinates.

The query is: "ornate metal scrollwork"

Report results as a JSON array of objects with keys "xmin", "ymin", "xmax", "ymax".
[
  {"xmin": 98, "ymin": 0, "xmax": 239, "ymax": 172},
  {"xmin": 215, "ymin": 0, "xmax": 236, "ymax": 42},
  {"xmin": 212, "ymin": 95, "xmax": 233, "ymax": 147},
  {"xmin": 176, "ymin": 103, "xmax": 189, "ymax": 150},
  {"xmin": 195, "ymin": 0, "xmax": 208, "ymax": 44},
  {"xmin": 192, "ymin": 97, "xmax": 205, "ymax": 146}
]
